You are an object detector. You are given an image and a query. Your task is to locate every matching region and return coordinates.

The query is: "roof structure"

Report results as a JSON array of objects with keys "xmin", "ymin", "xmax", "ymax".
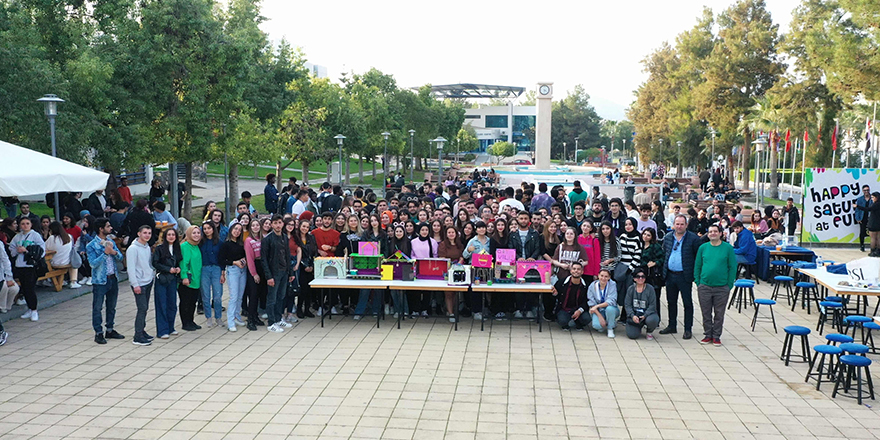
[{"xmin": 427, "ymin": 84, "xmax": 525, "ymax": 99}]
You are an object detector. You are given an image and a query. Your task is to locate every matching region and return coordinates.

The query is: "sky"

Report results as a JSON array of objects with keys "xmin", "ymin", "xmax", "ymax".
[{"xmin": 259, "ymin": 0, "xmax": 802, "ymax": 121}]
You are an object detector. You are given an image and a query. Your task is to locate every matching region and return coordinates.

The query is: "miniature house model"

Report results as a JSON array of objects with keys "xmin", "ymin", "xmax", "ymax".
[
  {"xmin": 494, "ymin": 249, "xmax": 516, "ymax": 283},
  {"xmin": 448, "ymin": 264, "xmax": 472, "ymax": 286},
  {"xmin": 516, "ymin": 260, "xmax": 552, "ymax": 283},
  {"xmin": 383, "ymin": 250, "xmax": 415, "ymax": 281},
  {"xmin": 415, "ymin": 258, "xmax": 449, "ymax": 280},
  {"xmin": 314, "ymin": 257, "xmax": 347, "ymax": 279},
  {"xmin": 346, "ymin": 241, "xmax": 383, "ymax": 279},
  {"xmin": 472, "ymin": 251, "xmax": 493, "ymax": 282}
]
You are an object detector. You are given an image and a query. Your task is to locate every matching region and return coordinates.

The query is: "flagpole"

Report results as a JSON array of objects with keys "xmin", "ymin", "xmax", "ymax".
[
  {"xmin": 873, "ymin": 102, "xmax": 877, "ymax": 168},
  {"xmin": 832, "ymin": 120, "xmax": 838, "ymax": 168},
  {"xmin": 801, "ymin": 136, "xmax": 807, "ymax": 194}
]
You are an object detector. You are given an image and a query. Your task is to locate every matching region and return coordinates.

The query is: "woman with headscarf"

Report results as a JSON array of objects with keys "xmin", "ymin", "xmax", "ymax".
[
  {"xmin": 179, "ymin": 225, "xmax": 203, "ymax": 331},
  {"xmin": 409, "ymin": 223, "xmax": 438, "ymax": 317}
]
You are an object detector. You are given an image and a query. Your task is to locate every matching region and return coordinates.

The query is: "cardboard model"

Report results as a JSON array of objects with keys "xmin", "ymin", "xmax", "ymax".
[
  {"xmin": 415, "ymin": 258, "xmax": 450, "ymax": 280},
  {"xmin": 448, "ymin": 264, "xmax": 472, "ymax": 286},
  {"xmin": 314, "ymin": 257, "xmax": 347, "ymax": 279},
  {"xmin": 516, "ymin": 260, "xmax": 552, "ymax": 283},
  {"xmin": 384, "ymin": 250, "xmax": 416, "ymax": 281}
]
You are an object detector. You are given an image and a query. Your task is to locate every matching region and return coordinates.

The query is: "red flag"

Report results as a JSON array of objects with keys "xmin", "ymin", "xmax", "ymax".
[
  {"xmin": 832, "ymin": 124, "xmax": 838, "ymax": 150},
  {"xmin": 785, "ymin": 129, "xmax": 791, "ymax": 152},
  {"xmin": 804, "ymin": 130, "xmax": 809, "ymax": 145}
]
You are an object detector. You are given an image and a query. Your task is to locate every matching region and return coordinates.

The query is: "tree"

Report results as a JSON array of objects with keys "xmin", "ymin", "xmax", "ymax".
[
  {"xmin": 488, "ymin": 141, "xmax": 515, "ymax": 164},
  {"xmin": 455, "ymin": 127, "xmax": 478, "ymax": 159},
  {"xmin": 551, "ymin": 85, "xmax": 603, "ymax": 159}
]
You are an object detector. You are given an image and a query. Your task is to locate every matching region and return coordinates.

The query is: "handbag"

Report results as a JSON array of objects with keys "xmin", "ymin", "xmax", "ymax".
[
  {"xmin": 613, "ymin": 263, "xmax": 629, "ymax": 281},
  {"xmin": 70, "ymin": 245, "xmax": 82, "ymax": 269}
]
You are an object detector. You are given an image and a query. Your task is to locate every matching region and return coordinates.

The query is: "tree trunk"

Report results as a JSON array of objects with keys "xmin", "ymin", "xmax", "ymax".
[
  {"xmin": 740, "ymin": 130, "xmax": 751, "ymax": 190},
  {"xmin": 275, "ymin": 161, "xmax": 283, "ymax": 192},
  {"xmin": 302, "ymin": 162, "xmax": 309, "ymax": 184},
  {"xmin": 345, "ymin": 157, "xmax": 351, "ymax": 186},
  {"xmin": 253, "ymin": 161, "xmax": 259, "ymax": 179},
  {"xmin": 371, "ymin": 160, "xmax": 376, "ymax": 179},
  {"xmin": 769, "ymin": 142, "xmax": 779, "ymax": 199},
  {"xmin": 229, "ymin": 163, "xmax": 240, "ymax": 210},
  {"xmin": 184, "ymin": 162, "xmax": 193, "ymax": 220},
  {"xmin": 358, "ymin": 156, "xmax": 364, "ymax": 183}
]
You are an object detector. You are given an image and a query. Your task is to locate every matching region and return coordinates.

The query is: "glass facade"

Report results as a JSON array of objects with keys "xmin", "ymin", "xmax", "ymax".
[{"xmin": 485, "ymin": 115, "xmax": 508, "ymax": 128}]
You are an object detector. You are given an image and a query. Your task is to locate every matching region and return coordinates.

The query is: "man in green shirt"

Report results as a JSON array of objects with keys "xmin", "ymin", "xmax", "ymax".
[{"xmin": 693, "ymin": 224, "xmax": 737, "ymax": 346}]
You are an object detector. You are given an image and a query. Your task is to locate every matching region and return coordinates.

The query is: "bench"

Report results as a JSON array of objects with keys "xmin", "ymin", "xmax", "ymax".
[{"xmin": 37, "ymin": 251, "xmax": 69, "ymax": 292}]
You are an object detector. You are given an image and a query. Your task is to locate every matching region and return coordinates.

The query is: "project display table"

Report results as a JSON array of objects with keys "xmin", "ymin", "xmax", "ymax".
[
  {"xmin": 308, "ymin": 278, "xmax": 552, "ymax": 331},
  {"xmin": 757, "ymin": 245, "xmax": 815, "ymax": 280},
  {"xmin": 795, "ymin": 267, "xmax": 880, "ymax": 298}
]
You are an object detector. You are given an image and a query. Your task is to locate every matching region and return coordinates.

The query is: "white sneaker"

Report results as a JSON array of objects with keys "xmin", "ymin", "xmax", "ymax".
[
  {"xmin": 159, "ymin": 334, "xmax": 170, "ymax": 339},
  {"xmin": 170, "ymin": 330, "xmax": 179, "ymax": 335},
  {"xmin": 260, "ymin": 313, "xmax": 268, "ymax": 319},
  {"xmin": 353, "ymin": 315, "xmax": 362, "ymax": 321},
  {"xmin": 317, "ymin": 307, "xmax": 324, "ymax": 316},
  {"xmin": 30, "ymin": 310, "xmax": 38, "ymax": 322},
  {"xmin": 607, "ymin": 329, "xmax": 615, "ymax": 338},
  {"xmin": 448, "ymin": 314, "xmax": 456, "ymax": 323},
  {"xmin": 279, "ymin": 320, "xmax": 292, "ymax": 328},
  {"xmin": 267, "ymin": 323, "xmax": 283, "ymax": 333},
  {"xmin": 385, "ymin": 304, "xmax": 391, "ymax": 315},
  {"xmin": 85, "ymin": 277, "xmax": 93, "ymax": 286},
  {"xmin": 331, "ymin": 307, "xmax": 339, "ymax": 315},
  {"xmin": 70, "ymin": 282, "xmax": 82, "ymax": 289},
  {"xmin": 514, "ymin": 310, "xmax": 524, "ymax": 319},
  {"xmin": 525, "ymin": 310, "xmax": 535, "ymax": 319},
  {"xmin": 393, "ymin": 313, "xmax": 399, "ymax": 318},
  {"xmin": 228, "ymin": 326, "xmax": 237, "ymax": 332},
  {"xmin": 15, "ymin": 298, "xmax": 26, "ymax": 306},
  {"xmin": 0, "ymin": 308, "xmax": 6, "ymax": 313},
  {"xmin": 20, "ymin": 309, "xmax": 32, "ymax": 320},
  {"xmin": 646, "ymin": 333, "xmax": 654, "ymax": 341},
  {"xmin": 286, "ymin": 315, "xmax": 299, "ymax": 323},
  {"xmin": 473, "ymin": 312, "xmax": 482, "ymax": 321},
  {"xmin": 421, "ymin": 311, "xmax": 428, "ymax": 318},
  {"xmin": 234, "ymin": 319, "xmax": 246, "ymax": 326},
  {"xmin": 411, "ymin": 311, "xmax": 419, "ymax": 318}
]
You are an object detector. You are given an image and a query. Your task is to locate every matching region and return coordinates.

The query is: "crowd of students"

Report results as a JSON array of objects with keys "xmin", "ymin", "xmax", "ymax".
[{"xmin": 0, "ymin": 169, "xmax": 801, "ymax": 347}]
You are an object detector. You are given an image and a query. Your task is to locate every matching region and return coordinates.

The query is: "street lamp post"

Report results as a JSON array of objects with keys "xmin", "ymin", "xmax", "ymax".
[
  {"xmin": 37, "ymin": 94, "xmax": 64, "ymax": 221},
  {"xmin": 334, "ymin": 134, "xmax": 346, "ymax": 185},
  {"xmin": 408, "ymin": 129, "xmax": 415, "ymax": 183},
  {"xmin": 563, "ymin": 142, "xmax": 567, "ymax": 165},
  {"xmin": 709, "ymin": 127, "xmax": 716, "ymax": 169},
  {"xmin": 433, "ymin": 137, "xmax": 447, "ymax": 185},
  {"xmin": 676, "ymin": 141, "xmax": 682, "ymax": 178},
  {"xmin": 752, "ymin": 135, "xmax": 768, "ymax": 207},
  {"xmin": 221, "ymin": 124, "xmax": 230, "ymax": 222},
  {"xmin": 381, "ymin": 131, "xmax": 390, "ymax": 193},
  {"xmin": 622, "ymin": 138, "xmax": 626, "ymax": 164},
  {"xmin": 574, "ymin": 137, "xmax": 579, "ymax": 165}
]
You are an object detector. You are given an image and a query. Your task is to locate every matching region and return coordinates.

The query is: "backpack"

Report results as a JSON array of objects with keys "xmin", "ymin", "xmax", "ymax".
[{"xmin": 277, "ymin": 193, "xmax": 290, "ymax": 215}]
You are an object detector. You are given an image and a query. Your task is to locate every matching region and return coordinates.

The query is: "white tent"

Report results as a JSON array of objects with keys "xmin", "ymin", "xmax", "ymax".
[{"xmin": 0, "ymin": 140, "xmax": 109, "ymax": 197}]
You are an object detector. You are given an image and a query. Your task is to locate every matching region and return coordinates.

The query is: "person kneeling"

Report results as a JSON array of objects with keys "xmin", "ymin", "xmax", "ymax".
[
  {"xmin": 625, "ymin": 268, "xmax": 660, "ymax": 340},
  {"xmin": 552, "ymin": 262, "xmax": 589, "ymax": 331},
  {"xmin": 587, "ymin": 269, "xmax": 620, "ymax": 338}
]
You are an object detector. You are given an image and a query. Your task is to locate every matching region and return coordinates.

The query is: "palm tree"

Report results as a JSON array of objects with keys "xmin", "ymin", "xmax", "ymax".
[{"xmin": 739, "ymin": 95, "xmax": 783, "ymax": 198}]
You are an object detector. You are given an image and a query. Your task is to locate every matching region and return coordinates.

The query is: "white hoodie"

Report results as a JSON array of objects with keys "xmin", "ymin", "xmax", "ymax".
[{"xmin": 125, "ymin": 240, "xmax": 155, "ymax": 287}]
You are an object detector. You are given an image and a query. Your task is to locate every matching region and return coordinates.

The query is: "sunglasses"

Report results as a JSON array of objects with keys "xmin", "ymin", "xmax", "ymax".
[
  {"xmin": 673, "ymin": 241, "xmax": 680, "ymax": 251},
  {"xmin": 634, "ymin": 275, "xmax": 646, "ymax": 279}
]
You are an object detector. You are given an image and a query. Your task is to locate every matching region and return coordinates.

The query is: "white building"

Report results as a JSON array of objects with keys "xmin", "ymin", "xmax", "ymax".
[
  {"xmin": 304, "ymin": 62, "xmax": 328, "ymax": 78},
  {"xmin": 464, "ymin": 104, "xmax": 536, "ymax": 152}
]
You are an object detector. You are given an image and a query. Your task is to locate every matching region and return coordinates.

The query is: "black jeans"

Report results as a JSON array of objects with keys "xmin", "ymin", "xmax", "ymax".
[
  {"xmin": 178, "ymin": 285, "xmax": 200, "ymax": 327},
  {"xmin": 297, "ymin": 268, "xmax": 314, "ymax": 314},
  {"xmin": 132, "ymin": 282, "xmax": 153, "ymax": 339},
  {"xmin": 860, "ymin": 219, "xmax": 869, "ymax": 246},
  {"xmin": 665, "ymin": 271, "xmax": 694, "ymax": 331},
  {"xmin": 244, "ymin": 270, "xmax": 259, "ymax": 321},
  {"xmin": 15, "ymin": 266, "xmax": 37, "ymax": 310}
]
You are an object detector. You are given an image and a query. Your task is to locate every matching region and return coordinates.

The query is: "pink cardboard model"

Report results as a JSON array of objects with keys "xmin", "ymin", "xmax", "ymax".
[
  {"xmin": 358, "ymin": 241, "xmax": 380, "ymax": 256},
  {"xmin": 516, "ymin": 260, "xmax": 552, "ymax": 283},
  {"xmin": 472, "ymin": 251, "xmax": 493, "ymax": 268}
]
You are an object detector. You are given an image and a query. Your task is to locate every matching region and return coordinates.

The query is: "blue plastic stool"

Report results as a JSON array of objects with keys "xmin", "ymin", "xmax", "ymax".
[
  {"xmin": 840, "ymin": 342, "xmax": 870, "ymax": 355},
  {"xmin": 728, "ymin": 279, "xmax": 756, "ymax": 313},
  {"xmin": 864, "ymin": 322, "xmax": 879, "ymax": 354},
  {"xmin": 805, "ymin": 344, "xmax": 843, "ymax": 390},
  {"xmin": 844, "ymin": 315, "xmax": 873, "ymax": 341},
  {"xmin": 825, "ymin": 333, "xmax": 854, "ymax": 346},
  {"xmin": 792, "ymin": 281, "xmax": 820, "ymax": 314},
  {"xmin": 771, "ymin": 276, "xmax": 794, "ymax": 306},
  {"xmin": 832, "ymin": 355, "xmax": 875, "ymax": 405},
  {"xmin": 817, "ymin": 301, "xmax": 843, "ymax": 335},
  {"xmin": 781, "ymin": 326, "xmax": 811, "ymax": 366},
  {"xmin": 751, "ymin": 298, "xmax": 777, "ymax": 333}
]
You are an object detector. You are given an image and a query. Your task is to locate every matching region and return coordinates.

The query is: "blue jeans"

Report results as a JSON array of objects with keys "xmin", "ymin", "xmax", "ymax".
[
  {"xmin": 154, "ymin": 279, "xmax": 178, "ymax": 337},
  {"xmin": 391, "ymin": 290, "xmax": 408, "ymax": 315},
  {"xmin": 591, "ymin": 305, "xmax": 620, "ymax": 331},
  {"xmin": 4, "ymin": 203, "xmax": 16, "ymax": 218},
  {"xmin": 265, "ymin": 272, "xmax": 288, "ymax": 325},
  {"xmin": 92, "ymin": 275, "xmax": 119, "ymax": 334},
  {"xmin": 200, "ymin": 265, "xmax": 223, "ymax": 319},
  {"xmin": 354, "ymin": 289, "xmax": 382, "ymax": 316},
  {"xmin": 557, "ymin": 309, "xmax": 589, "ymax": 329},
  {"xmin": 225, "ymin": 265, "xmax": 246, "ymax": 328}
]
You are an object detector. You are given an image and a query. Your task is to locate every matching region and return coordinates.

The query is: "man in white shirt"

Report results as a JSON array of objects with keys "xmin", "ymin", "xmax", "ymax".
[{"xmin": 291, "ymin": 190, "xmax": 310, "ymax": 219}]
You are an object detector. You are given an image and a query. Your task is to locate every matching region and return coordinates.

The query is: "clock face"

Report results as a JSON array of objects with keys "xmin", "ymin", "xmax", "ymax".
[{"xmin": 539, "ymin": 85, "xmax": 550, "ymax": 95}]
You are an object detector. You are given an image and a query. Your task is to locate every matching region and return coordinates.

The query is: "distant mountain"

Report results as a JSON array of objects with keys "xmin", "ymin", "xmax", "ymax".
[{"xmin": 590, "ymin": 95, "xmax": 628, "ymax": 121}]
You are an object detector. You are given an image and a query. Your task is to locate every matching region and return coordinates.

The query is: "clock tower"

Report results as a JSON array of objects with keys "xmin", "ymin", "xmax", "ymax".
[{"xmin": 535, "ymin": 82, "xmax": 553, "ymax": 169}]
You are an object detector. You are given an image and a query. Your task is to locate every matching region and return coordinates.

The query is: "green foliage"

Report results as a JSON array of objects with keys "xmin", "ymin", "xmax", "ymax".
[
  {"xmin": 550, "ymin": 85, "xmax": 603, "ymax": 159},
  {"xmin": 488, "ymin": 141, "xmax": 516, "ymax": 163}
]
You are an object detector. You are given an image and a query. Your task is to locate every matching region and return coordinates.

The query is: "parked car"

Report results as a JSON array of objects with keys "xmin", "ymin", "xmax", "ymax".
[{"xmin": 505, "ymin": 159, "xmax": 532, "ymax": 165}]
